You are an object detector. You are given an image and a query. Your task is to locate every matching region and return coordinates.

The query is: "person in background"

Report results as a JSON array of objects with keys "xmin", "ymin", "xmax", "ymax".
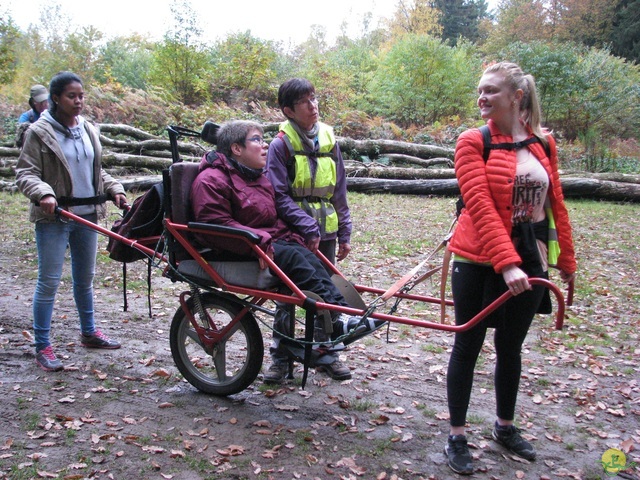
[
  {"xmin": 190, "ymin": 120, "xmax": 383, "ymax": 384},
  {"xmin": 15, "ymin": 71, "xmax": 127, "ymax": 372},
  {"xmin": 15, "ymin": 85, "xmax": 50, "ymax": 148},
  {"xmin": 444, "ymin": 62, "xmax": 577, "ymax": 475},
  {"xmin": 18, "ymin": 84, "xmax": 49, "ymax": 124},
  {"xmin": 267, "ymin": 78, "xmax": 365, "ymax": 382}
]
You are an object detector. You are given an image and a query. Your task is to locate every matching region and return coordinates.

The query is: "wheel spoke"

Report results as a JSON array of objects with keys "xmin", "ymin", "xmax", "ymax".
[
  {"xmin": 212, "ymin": 342, "xmax": 227, "ymax": 382},
  {"xmin": 185, "ymin": 327, "xmax": 203, "ymax": 347}
]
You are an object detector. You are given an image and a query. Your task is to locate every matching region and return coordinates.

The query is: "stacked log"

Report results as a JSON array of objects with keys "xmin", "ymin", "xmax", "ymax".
[{"xmin": 1, "ymin": 123, "xmax": 638, "ymax": 202}]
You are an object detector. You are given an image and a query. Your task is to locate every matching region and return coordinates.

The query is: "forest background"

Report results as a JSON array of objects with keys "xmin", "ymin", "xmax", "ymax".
[{"xmin": 0, "ymin": 0, "xmax": 639, "ymax": 175}]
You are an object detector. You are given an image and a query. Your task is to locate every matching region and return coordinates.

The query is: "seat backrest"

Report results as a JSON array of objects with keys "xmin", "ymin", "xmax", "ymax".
[
  {"xmin": 167, "ymin": 162, "xmax": 201, "ymax": 262},
  {"xmin": 170, "ymin": 162, "xmax": 200, "ymax": 226}
]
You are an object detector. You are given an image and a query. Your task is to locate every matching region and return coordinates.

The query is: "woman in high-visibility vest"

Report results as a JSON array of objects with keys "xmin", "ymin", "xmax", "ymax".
[{"xmin": 267, "ymin": 78, "xmax": 359, "ymax": 383}]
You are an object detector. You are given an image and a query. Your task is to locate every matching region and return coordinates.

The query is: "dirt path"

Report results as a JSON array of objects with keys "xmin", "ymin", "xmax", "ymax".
[{"xmin": 1, "ymin": 195, "xmax": 638, "ymax": 480}]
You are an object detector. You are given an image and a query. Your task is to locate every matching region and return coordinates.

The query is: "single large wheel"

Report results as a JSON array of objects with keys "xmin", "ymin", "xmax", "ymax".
[{"xmin": 170, "ymin": 293, "xmax": 264, "ymax": 395}]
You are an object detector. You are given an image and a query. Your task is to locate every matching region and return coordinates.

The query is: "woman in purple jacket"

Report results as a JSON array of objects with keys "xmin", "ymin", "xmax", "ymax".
[{"xmin": 190, "ymin": 120, "xmax": 383, "ymax": 384}]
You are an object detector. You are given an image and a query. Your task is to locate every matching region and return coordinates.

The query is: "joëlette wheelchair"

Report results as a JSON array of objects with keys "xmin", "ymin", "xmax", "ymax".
[{"xmin": 54, "ymin": 123, "xmax": 571, "ymax": 396}]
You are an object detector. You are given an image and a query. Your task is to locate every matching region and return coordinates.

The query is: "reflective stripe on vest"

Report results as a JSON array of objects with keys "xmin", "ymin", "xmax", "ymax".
[
  {"xmin": 545, "ymin": 206, "xmax": 560, "ymax": 266},
  {"xmin": 280, "ymin": 121, "xmax": 339, "ymax": 235}
]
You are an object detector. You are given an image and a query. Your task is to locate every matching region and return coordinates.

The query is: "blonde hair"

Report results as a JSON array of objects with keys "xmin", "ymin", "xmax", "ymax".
[{"xmin": 484, "ymin": 62, "xmax": 548, "ymax": 147}]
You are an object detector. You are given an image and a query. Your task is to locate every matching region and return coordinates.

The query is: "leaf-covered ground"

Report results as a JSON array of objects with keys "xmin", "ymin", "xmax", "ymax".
[{"xmin": 0, "ymin": 192, "xmax": 638, "ymax": 480}]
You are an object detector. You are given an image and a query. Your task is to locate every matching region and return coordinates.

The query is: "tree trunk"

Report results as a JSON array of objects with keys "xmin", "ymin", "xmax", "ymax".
[
  {"xmin": 119, "ymin": 175, "xmax": 164, "ymax": 191},
  {"xmin": 1, "ymin": 123, "xmax": 639, "ymax": 202},
  {"xmin": 98, "ymin": 123, "xmax": 162, "ymax": 140},
  {"xmin": 560, "ymin": 177, "xmax": 640, "ymax": 202},
  {"xmin": 386, "ymin": 154, "xmax": 454, "ymax": 168},
  {"xmin": 347, "ymin": 177, "xmax": 461, "ymax": 195},
  {"xmin": 337, "ymin": 137, "xmax": 454, "ymax": 160},
  {"xmin": 562, "ymin": 171, "xmax": 640, "ymax": 184},
  {"xmin": 0, "ymin": 147, "xmax": 19, "ymax": 158},
  {"xmin": 101, "ymin": 153, "xmax": 201, "ymax": 170},
  {"xmin": 346, "ymin": 165, "xmax": 456, "ymax": 180},
  {"xmin": 346, "ymin": 177, "xmax": 640, "ymax": 202}
]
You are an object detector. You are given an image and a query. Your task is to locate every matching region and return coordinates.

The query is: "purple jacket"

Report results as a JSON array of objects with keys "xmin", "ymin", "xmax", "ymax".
[
  {"xmin": 190, "ymin": 152, "xmax": 305, "ymax": 258},
  {"xmin": 266, "ymin": 135, "xmax": 352, "ymax": 244}
]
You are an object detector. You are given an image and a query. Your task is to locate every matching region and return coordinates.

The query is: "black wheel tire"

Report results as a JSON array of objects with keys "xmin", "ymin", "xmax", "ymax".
[{"xmin": 169, "ymin": 293, "xmax": 264, "ymax": 395}]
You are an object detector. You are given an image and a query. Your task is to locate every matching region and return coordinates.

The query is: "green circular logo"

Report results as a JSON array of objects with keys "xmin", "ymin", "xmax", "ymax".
[{"xmin": 601, "ymin": 448, "xmax": 626, "ymax": 475}]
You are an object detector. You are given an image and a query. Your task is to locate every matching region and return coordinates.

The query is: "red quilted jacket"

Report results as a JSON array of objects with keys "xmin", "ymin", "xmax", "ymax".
[{"xmin": 448, "ymin": 120, "xmax": 577, "ymax": 275}]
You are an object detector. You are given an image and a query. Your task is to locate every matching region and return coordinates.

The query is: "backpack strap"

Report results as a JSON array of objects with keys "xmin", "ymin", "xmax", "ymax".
[
  {"xmin": 277, "ymin": 131, "xmax": 296, "ymax": 164},
  {"xmin": 480, "ymin": 124, "xmax": 492, "ymax": 162},
  {"xmin": 480, "ymin": 124, "xmax": 551, "ymax": 161}
]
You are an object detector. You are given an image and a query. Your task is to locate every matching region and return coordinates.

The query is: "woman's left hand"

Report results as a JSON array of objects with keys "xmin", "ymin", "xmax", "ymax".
[{"xmin": 559, "ymin": 270, "xmax": 576, "ymax": 284}]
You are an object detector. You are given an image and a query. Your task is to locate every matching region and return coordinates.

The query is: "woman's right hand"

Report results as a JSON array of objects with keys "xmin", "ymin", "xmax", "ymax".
[
  {"xmin": 258, "ymin": 249, "xmax": 274, "ymax": 270},
  {"xmin": 501, "ymin": 264, "xmax": 531, "ymax": 295},
  {"xmin": 306, "ymin": 235, "xmax": 320, "ymax": 253},
  {"xmin": 38, "ymin": 195, "xmax": 58, "ymax": 215}
]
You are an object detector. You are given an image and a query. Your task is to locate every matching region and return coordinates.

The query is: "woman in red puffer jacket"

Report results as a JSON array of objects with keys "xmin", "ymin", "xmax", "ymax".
[{"xmin": 443, "ymin": 62, "xmax": 577, "ymax": 475}]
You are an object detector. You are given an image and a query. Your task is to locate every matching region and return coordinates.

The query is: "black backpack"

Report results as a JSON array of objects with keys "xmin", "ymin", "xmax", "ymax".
[
  {"xmin": 106, "ymin": 182, "xmax": 165, "ymax": 316},
  {"xmin": 456, "ymin": 125, "xmax": 550, "ymax": 216},
  {"xmin": 107, "ymin": 182, "xmax": 165, "ymax": 262}
]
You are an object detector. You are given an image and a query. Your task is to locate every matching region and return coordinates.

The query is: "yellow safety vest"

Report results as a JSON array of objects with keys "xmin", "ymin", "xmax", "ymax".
[{"xmin": 279, "ymin": 121, "xmax": 339, "ymax": 235}]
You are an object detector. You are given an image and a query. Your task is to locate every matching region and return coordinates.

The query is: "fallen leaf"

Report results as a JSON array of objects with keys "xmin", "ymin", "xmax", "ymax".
[
  {"xmin": 274, "ymin": 404, "xmax": 299, "ymax": 412},
  {"xmin": 217, "ymin": 445, "xmax": 245, "ymax": 456},
  {"xmin": 36, "ymin": 471, "xmax": 57, "ymax": 478}
]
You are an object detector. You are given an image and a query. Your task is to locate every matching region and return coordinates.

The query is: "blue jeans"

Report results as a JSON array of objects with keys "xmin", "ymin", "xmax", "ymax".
[{"xmin": 33, "ymin": 215, "xmax": 98, "ymax": 352}]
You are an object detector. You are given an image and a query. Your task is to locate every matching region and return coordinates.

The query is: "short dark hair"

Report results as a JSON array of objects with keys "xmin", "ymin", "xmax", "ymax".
[
  {"xmin": 216, "ymin": 120, "xmax": 263, "ymax": 158},
  {"xmin": 48, "ymin": 71, "xmax": 83, "ymax": 115},
  {"xmin": 277, "ymin": 78, "xmax": 315, "ymax": 116}
]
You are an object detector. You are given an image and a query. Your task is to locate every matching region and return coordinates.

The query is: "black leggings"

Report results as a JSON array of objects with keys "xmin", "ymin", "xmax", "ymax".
[{"xmin": 446, "ymin": 261, "xmax": 545, "ymax": 427}]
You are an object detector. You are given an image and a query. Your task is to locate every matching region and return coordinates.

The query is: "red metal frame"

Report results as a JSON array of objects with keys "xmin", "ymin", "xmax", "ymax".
[{"xmin": 57, "ymin": 207, "xmax": 569, "ymax": 334}]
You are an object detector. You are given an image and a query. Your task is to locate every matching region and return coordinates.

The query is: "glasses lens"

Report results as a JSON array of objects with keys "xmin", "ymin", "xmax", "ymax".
[{"xmin": 296, "ymin": 96, "xmax": 317, "ymax": 107}]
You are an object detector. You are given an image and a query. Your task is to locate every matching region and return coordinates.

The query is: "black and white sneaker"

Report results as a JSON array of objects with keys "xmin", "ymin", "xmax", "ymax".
[{"xmin": 331, "ymin": 314, "xmax": 386, "ymax": 344}]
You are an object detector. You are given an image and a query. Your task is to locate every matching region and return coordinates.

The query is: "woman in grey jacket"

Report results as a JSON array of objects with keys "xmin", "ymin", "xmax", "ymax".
[{"xmin": 15, "ymin": 71, "xmax": 127, "ymax": 372}]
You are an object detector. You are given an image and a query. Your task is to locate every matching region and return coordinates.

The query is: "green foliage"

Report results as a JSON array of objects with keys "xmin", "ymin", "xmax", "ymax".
[
  {"xmin": 0, "ymin": 15, "xmax": 20, "ymax": 85},
  {"xmin": 499, "ymin": 41, "xmax": 640, "ymax": 144},
  {"xmin": 209, "ymin": 31, "xmax": 279, "ymax": 101},
  {"xmin": 369, "ymin": 35, "xmax": 481, "ymax": 125},
  {"xmin": 610, "ymin": 0, "xmax": 640, "ymax": 63},
  {"xmin": 326, "ymin": 28, "xmax": 386, "ymax": 110},
  {"xmin": 148, "ymin": 0, "xmax": 211, "ymax": 105},
  {"xmin": 434, "ymin": 0, "xmax": 490, "ymax": 46},
  {"xmin": 386, "ymin": 0, "xmax": 443, "ymax": 39},
  {"xmin": 97, "ymin": 35, "xmax": 154, "ymax": 90}
]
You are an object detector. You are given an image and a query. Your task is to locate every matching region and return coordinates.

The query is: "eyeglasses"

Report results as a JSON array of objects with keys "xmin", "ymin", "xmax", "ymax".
[
  {"xmin": 294, "ymin": 96, "xmax": 319, "ymax": 108},
  {"xmin": 246, "ymin": 135, "xmax": 266, "ymax": 144}
]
